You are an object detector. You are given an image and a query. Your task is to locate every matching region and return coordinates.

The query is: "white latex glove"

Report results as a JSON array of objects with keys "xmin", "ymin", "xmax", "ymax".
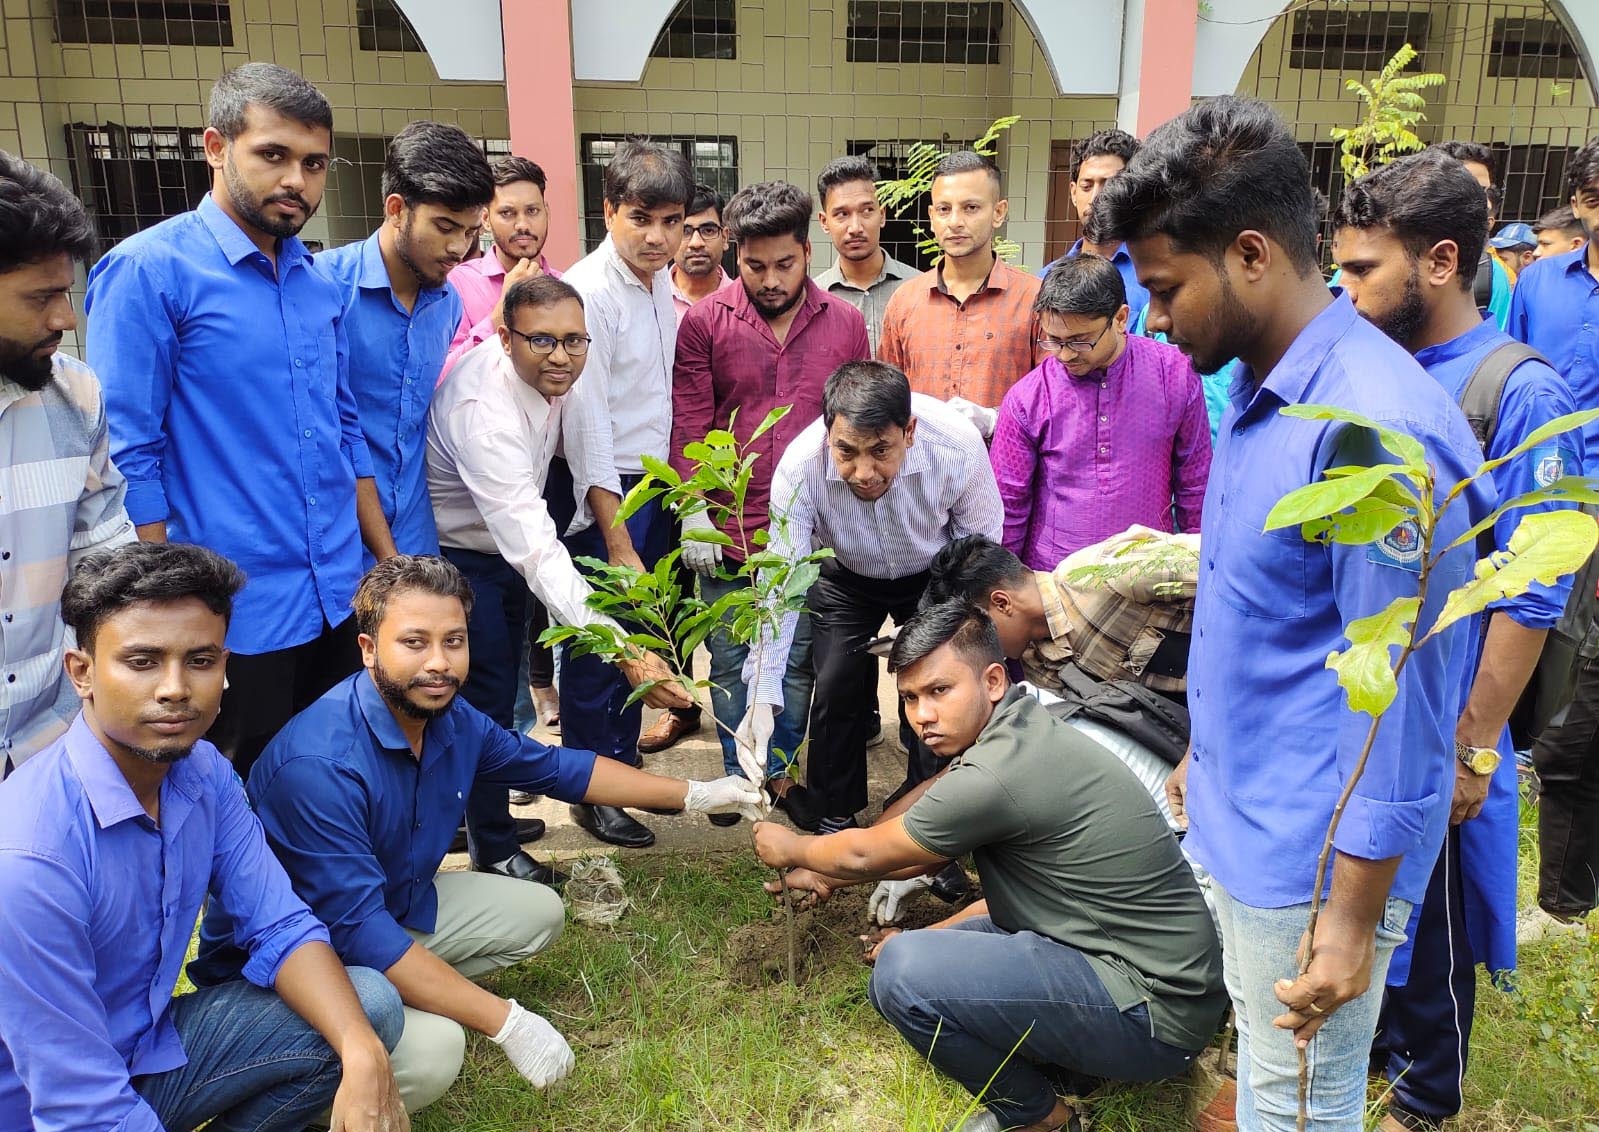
[
  {"xmin": 735, "ymin": 702, "xmax": 777, "ymax": 796},
  {"xmin": 680, "ymin": 509, "xmax": 724, "ymax": 576},
  {"xmin": 490, "ymin": 999, "xmax": 575, "ymax": 1088},
  {"xmin": 869, "ymin": 875, "xmax": 935, "ymax": 925},
  {"xmin": 946, "ymin": 396, "xmax": 997, "ymax": 439},
  {"xmin": 684, "ymin": 774, "xmax": 766, "ymax": 822}
]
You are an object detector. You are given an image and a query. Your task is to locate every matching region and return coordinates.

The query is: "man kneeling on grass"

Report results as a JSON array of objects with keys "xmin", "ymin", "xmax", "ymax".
[
  {"xmin": 193, "ymin": 554, "xmax": 762, "ymax": 1111},
  {"xmin": 753, "ymin": 602, "xmax": 1226, "ymax": 1132}
]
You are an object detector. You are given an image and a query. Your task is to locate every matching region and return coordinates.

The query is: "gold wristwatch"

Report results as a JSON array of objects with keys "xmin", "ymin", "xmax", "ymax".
[{"xmin": 1455, "ymin": 741, "xmax": 1502, "ymax": 776}]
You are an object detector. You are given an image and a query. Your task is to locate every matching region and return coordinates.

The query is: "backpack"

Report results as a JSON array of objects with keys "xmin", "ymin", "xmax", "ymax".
[
  {"xmin": 1042, "ymin": 661, "xmax": 1191, "ymax": 768},
  {"xmin": 1456, "ymin": 338, "xmax": 1543, "ymax": 455}
]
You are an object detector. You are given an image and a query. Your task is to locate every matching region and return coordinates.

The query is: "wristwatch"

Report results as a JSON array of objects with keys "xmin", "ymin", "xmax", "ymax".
[{"xmin": 1455, "ymin": 741, "xmax": 1502, "ymax": 776}]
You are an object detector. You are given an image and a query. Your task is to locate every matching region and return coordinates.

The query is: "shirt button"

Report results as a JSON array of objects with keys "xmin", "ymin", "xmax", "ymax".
[
  {"xmin": 5, "ymin": 674, "xmax": 14, "ymax": 684},
  {"xmin": 303, "ymin": 429, "xmax": 313, "ymax": 438},
  {"xmin": 1, "ymin": 551, "xmax": 9, "ymax": 560},
  {"xmin": 1099, "ymin": 446, "xmax": 1108, "ymax": 454},
  {"xmin": 294, "ymin": 358, "xmax": 304, "ymax": 368},
  {"xmin": 1099, "ymin": 415, "xmax": 1108, "ymax": 422},
  {"xmin": 308, "ymin": 496, "xmax": 318, "ymax": 506},
  {"xmin": 1233, "ymin": 425, "xmax": 1244, "ymax": 436},
  {"xmin": 3, "ymin": 613, "xmax": 11, "ymax": 622}
]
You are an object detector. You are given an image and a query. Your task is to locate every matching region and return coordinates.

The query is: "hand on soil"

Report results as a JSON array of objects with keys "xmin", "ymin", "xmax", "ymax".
[
  {"xmin": 764, "ymin": 867, "xmax": 834, "ymax": 907},
  {"xmin": 860, "ymin": 927, "xmax": 901, "ymax": 965}
]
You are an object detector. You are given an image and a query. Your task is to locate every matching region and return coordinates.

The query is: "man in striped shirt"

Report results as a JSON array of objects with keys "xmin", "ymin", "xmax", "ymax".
[{"xmin": 0, "ymin": 152, "xmax": 135, "ymax": 777}]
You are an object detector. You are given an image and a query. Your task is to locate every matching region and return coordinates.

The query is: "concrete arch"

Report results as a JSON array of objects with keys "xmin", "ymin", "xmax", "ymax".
[
  {"xmin": 1193, "ymin": 0, "xmax": 1599, "ymax": 101},
  {"xmin": 394, "ymin": 0, "xmax": 504, "ymax": 81}
]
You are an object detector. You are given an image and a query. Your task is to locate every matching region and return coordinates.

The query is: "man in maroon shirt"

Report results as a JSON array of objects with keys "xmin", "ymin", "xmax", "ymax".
[{"xmin": 671, "ymin": 180, "xmax": 870, "ymax": 824}]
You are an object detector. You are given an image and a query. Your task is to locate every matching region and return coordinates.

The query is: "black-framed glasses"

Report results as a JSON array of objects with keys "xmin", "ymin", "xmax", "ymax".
[
  {"xmin": 683, "ymin": 222, "xmax": 724, "ymax": 241},
  {"xmin": 508, "ymin": 329, "xmax": 592, "ymax": 356},
  {"xmin": 1037, "ymin": 321, "xmax": 1113, "ymax": 355}
]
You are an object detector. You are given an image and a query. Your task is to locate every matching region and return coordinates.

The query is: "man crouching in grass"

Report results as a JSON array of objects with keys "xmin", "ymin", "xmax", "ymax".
[{"xmin": 753, "ymin": 601, "xmax": 1226, "ymax": 1132}]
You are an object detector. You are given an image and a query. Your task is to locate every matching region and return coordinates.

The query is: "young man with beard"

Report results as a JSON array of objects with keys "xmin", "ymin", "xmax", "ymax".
[
  {"xmin": 878, "ymin": 151, "xmax": 1041, "ymax": 427},
  {"xmin": 989, "ymin": 253, "xmax": 1210, "ymax": 568},
  {"xmin": 87, "ymin": 64, "xmax": 392, "ymax": 781},
  {"xmin": 670, "ymin": 183, "xmax": 729, "ymax": 319},
  {"xmin": 813, "ymin": 155, "xmax": 918, "ymax": 353},
  {"xmin": 193, "ymin": 554, "xmax": 759, "ymax": 1112},
  {"xmin": 1088, "ymin": 96, "xmax": 1492, "ymax": 1131},
  {"xmin": 425, "ymin": 276, "xmax": 689, "ymax": 883},
  {"xmin": 1333, "ymin": 150, "xmax": 1583, "ymax": 1131},
  {"xmin": 0, "ymin": 152, "xmax": 135, "ymax": 777},
  {"xmin": 445, "ymin": 156, "xmax": 561, "ymax": 367},
  {"xmin": 671, "ymin": 181, "xmax": 870, "ymax": 814},
  {"xmin": 318, "ymin": 122, "xmax": 494, "ymax": 561},
  {"xmin": 753, "ymin": 602, "xmax": 1225, "ymax": 1132},
  {"xmin": 0, "ymin": 542, "xmax": 406, "ymax": 1132}
]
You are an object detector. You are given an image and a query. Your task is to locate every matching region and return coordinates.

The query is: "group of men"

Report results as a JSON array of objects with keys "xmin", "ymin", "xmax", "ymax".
[{"xmin": 0, "ymin": 51, "xmax": 1596, "ymax": 1132}]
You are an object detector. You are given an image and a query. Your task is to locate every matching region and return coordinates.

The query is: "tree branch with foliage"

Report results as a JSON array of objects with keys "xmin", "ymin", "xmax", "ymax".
[
  {"xmin": 875, "ymin": 114, "xmax": 1023, "ymax": 266},
  {"xmin": 1329, "ymin": 43, "xmax": 1446, "ymax": 180}
]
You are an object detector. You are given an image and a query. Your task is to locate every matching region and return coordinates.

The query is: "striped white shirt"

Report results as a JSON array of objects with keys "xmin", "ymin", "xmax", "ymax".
[{"xmin": 0, "ymin": 354, "xmax": 136, "ymax": 776}]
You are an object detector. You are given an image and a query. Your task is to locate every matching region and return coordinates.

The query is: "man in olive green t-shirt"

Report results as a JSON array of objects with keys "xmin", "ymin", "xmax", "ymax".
[{"xmin": 754, "ymin": 601, "xmax": 1225, "ymax": 1132}]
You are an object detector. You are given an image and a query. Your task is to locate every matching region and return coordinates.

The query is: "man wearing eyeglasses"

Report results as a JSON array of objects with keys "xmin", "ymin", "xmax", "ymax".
[
  {"xmin": 989, "ymin": 254, "xmax": 1212, "ymax": 569},
  {"xmin": 670, "ymin": 184, "xmax": 730, "ymax": 321},
  {"xmin": 425, "ymin": 274, "xmax": 690, "ymax": 884}
]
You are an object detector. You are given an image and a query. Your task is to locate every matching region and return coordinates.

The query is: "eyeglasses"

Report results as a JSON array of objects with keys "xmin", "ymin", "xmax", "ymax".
[
  {"xmin": 508, "ymin": 329, "xmax": 592, "ymax": 356},
  {"xmin": 684, "ymin": 222, "xmax": 724, "ymax": 241},
  {"xmin": 1037, "ymin": 321, "xmax": 1113, "ymax": 355}
]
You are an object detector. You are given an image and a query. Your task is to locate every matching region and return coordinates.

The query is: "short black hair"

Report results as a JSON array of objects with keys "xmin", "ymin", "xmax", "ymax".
[
  {"xmin": 1087, "ymin": 96, "xmax": 1320, "ymax": 273},
  {"xmin": 822, "ymin": 360, "xmax": 912, "ymax": 432},
  {"xmin": 687, "ymin": 182, "xmax": 726, "ymax": 222},
  {"xmin": 208, "ymin": 62, "xmax": 332, "ymax": 140},
  {"xmin": 1332, "ymin": 150, "xmax": 1487, "ymax": 291},
  {"xmin": 723, "ymin": 181, "xmax": 813, "ymax": 245},
  {"xmin": 1568, "ymin": 136, "xmax": 1599, "ymax": 199},
  {"xmin": 382, "ymin": 121, "xmax": 494, "ymax": 211},
  {"xmin": 888, "ymin": 600, "xmax": 1005, "ymax": 675},
  {"xmin": 503, "ymin": 275, "xmax": 584, "ymax": 324},
  {"xmin": 932, "ymin": 150, "xmax": 1002, "ymax": 194},
  {"xmin": 0, "ymin": 151, "xmax": 93, "ymax": 272},
  {"xmin": 492, "ymin": 156, "xmax": 547, "ymax": 195},
  {"xmin": 1534, "ymin": 204, "xmax": 1583, "ymax": 238},
  {"xmin": 62, "ymin": 542, "xmax": 245, "ymax": 653},
  {"xmin": 923, "ymin": 536, "xmax": 1031, "ymax": 609},
  {"xmin": 603, "ymin": 140, "xmax": 695, "ymax": 211},
  {"xmin": 1074, "ymin": 129, "xmax": 1139, "ymax": 175},
  {"xmin": 353, "ymin": 554, "xmax": 474, "ymax": 638},
  {"xmin": 1036, "ymin": 253, "xmax": 1127, "ymax": 319},
  {"xmin": 1432, "ymin": 139, "xmax": 1496, "ymax": 177},
  {"xmin": 816, "ymin": 155, "xmax": 879, "ymax": 209}
]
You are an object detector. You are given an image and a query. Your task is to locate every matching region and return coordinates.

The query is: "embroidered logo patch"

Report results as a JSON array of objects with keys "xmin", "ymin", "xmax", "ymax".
[
  {"xmin": 1530, "ymin": 444, "xmax": 1574, "ymax": 490},
  {"xmin": 1367, "ymin": 518, "xmax": 1424, "ymax": 572}
]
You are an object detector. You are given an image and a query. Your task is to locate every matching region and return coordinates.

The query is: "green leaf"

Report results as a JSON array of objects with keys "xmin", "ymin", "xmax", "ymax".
[
  {"xmin": 1277, "ymin": 404, "xmax": 1428, "ymax": 474},
  {"xmin": 1475, "ymin": 409, "xmax": 1599, "ymax": 480},
  {"xmin": 1443, "ymin": 476, "xmax": 1599, "ymax": 554},
  {"xmin": 1301, "ymin": 497, "xmax": 1416, "ymax": 546},
  {"xmin": 616, "ymin": 482, "xmax": 664, "ymax": 524},
  {"xmin": 748, "ymin": 405, "xmax": 792, "ymax": 445},
  {"xmin": 639, "ymin": 453, "xmax": 681, "ymax": 487},
  {"xmin": 705, "ymin": 429, "xmax": 737, "ymax": 448},
  {"xmin": 682, "ymin": 526, "xmax": 735, "ymax": 546},
  {"xmin": 1263, "ymin": 464, "xmax": 1410, "ymax": 531},
  {"xmin": 1430, "ymin": 510, "xmax": 1599, "ymax": 639},
  {"xmin": 1326, "ymin": 595, "xmax": 1421, "ymax": 717}
]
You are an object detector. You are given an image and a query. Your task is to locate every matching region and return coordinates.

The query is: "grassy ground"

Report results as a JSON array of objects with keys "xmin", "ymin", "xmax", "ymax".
[{"xmin": 406, "ymin": 804, "xmax": 1598, "ymax": 1132}]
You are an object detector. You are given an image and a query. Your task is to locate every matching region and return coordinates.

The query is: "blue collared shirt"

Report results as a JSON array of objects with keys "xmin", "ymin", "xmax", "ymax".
[
  {"xmin": 0, "ymin": 716, "xmax": 328, "ymax": 1131},
  {"xmin": 316, "ymin": 232, "xmax": 462, "ymax": 559},
  {"xmin": 191, "ymin": 672, "xmax": 597, "ymax": 979},
  {"xmin": 85, "ymin": 194, "xmax": 372, "ymax": 654},
  {"xmin": 1186, "ymin": 294, "xmax": 1493, "ymax": 909},
  {"xmin": 1038, "ymin": 239, "xmax": 1151, "ymax": 320},
  {"xmin": 1507, "ymin": 244, "xmax": 1599, "ymax": 470}
]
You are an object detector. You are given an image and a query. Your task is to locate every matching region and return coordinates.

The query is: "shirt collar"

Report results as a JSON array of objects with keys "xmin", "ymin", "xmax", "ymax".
[
  {"xmin": 672, "ymin": 264, "xmax": 725, "ymax": 306},
  {"xmin": 356, "ymin": 229, "xmax": 451, "ymax": 309},
  {"xmin": 1035, "ymin": 568, "xmax": 1071, "ymax": 641},
  {"xmin": 1243, "ymin": 292, "xmax": 1357, "ymax": 410},
  {"xmin": 1413, "ymin": 313, "xmax": 1500, "ymax": 371},
  {"xmin": 602, "ymin": 235, "xmax": 659, "ymax": 293},
  {"xmin": 956, "ymin": 684, "xmax": 1031, "ymax": 764},
  {"xmin": 935, "ymin": 257, "xmax": 1001, "ymax": 297},
  {"xmin": 62, "ymin": 713, "xmax": 201, "ymax": 829},
  {"xmin": 1558, "ymin": 243, "xmax": 1596, "ymax": 277},
  {"xmin": 351, "ymin": 668, "xmax": 459, "ymax": 754},
  {"xmin": 818, "ymin": 252, "xmax": 918, "ymax": 291},
  {"xmin": 198, "ymin": 193, "xmax": 309, "ymax": 270},
  {"xmin": 1066, "ymin": 239, "xmax": 1131, "ymax": 267},
  {"xmin": 503, "ymin": 348, "xmax": 557, "ymax": 432}
]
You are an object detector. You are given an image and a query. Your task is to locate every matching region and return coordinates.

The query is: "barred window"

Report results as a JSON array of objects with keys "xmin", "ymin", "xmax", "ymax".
[
  {"xmin": 1288, "ymin": 8, "xmax": 1430, "ymax": 72},
  {"xmin": 650, "ymin": 0, "xmax": 736, "ymax": 60},
  {"xmin": 847, "ymin": 2, "xmax": 1005, "ymax": 66},
  {"xmin": 55, "ymin": 1, "xmax": 233, "ymax": 47}
]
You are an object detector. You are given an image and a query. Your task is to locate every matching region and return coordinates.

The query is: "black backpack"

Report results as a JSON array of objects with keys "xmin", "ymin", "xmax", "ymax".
[{"xmin": 1042, "ymin": 661, "xmax": 1191, "ymax": 768}]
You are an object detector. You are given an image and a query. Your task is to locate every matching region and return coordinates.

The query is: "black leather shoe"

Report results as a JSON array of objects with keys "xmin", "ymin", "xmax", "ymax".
[
  {"xmin": 448, "ymin": 817, "xmax": 546, "ymax": 855},
  {"xmin": 929, "ymin": 860, "xmax": 973, "ymax": 903},
  {"xmin": 570, "ymin": 803, "xmax": 655, "ymax": 848},
  {"xmin": 474, "ymin": 850, "xmax": 568, "ymax": 888},
  {"xmin": 707, "ymin": 811, "xmax": 741, "ymax": 827},
  {"xmin": 771, "ymin": 783, "xmax": 823, "ymax": 832}
]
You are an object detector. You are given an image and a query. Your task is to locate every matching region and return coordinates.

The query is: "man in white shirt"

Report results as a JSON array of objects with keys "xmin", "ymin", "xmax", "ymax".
[
  {"xmin": 747, "ymin": 360, "xmax": 1004, "ymax": 832},
  {"xmin": 556, "ymin": 141, "xmax": 696, "ymax": 848},
  {"xmin": 426, "ymin": 274, "xmax": 691, "ymax": 881}
]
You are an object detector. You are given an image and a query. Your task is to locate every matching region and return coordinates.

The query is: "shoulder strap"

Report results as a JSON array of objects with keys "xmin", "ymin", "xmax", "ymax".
[
  {"xmin": 1472, "ymin": 254, "xmax": 1494, "ymax": 314},
  {"xmin": 1457, "ymin": 339, "xmax": 1543, "ymax": 455}
]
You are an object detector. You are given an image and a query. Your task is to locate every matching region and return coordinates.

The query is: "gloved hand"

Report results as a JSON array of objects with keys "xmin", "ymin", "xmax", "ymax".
[
  {"xmin": 946, "ymin": 396, "xmax": 997, "ymax": 439},
  {"xmin": 868, "ymin": 875, "xmax": 935, "ymax": 925},
  {"xmin": 490, "ymin": 999, "xmax": 575, "ymax": 1088},
  {"xmin": 684, "ymin": 774, "xmax": 766, "ymax": 822},
  {"xmin": 734, "ymin": 702, "xmax": 776, "ymax": 789},
  {"xmin": 680, "ymin": 509, "xmax": 724, "ymax": 576}
]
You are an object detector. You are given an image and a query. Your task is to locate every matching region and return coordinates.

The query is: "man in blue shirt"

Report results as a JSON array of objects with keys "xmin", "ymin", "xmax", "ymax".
[
  {"xmin": 193, "ymin": 555, "xmax": 759, "ymax": 1112},
  {"xmin": 0, "ymin": 541, "xmax": 405, "ymax": 1132},
  {"xmin": 1334, "ymin": 150, "xmax": 1583, "ymax": 1131},
  {"xmin": 1037, "ymin": 129, "xmax": 1150, "ymax": 326},
  {"xmin": 317, "ymin": 121, "xmax": 492, "ymax": 561},
  {"xmin": 1090, "ymin": 97, "xmax": 1491, "ymax": 1131},
  {"xmin": 86, "ymin": 63, "xmax": 395, "ymax": 781}
]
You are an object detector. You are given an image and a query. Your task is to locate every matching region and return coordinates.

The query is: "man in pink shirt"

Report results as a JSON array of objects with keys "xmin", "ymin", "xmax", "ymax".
[
  {"xmin": 989, "ymin": 254, "xmax": 1212, "ymax": 569},
  {"xmin": 445, "ymin": 157, "xmax": 561, "ymax": 369},
  {"xmin": 668, "ymin": 184, "xmax": 729, "ymax": 324}
]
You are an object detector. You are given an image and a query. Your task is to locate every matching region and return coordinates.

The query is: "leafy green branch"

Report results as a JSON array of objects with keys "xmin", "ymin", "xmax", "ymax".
[
  {"xmin": 1329, "ymin": 43, "xmax": 1446, "ymax": 180},
  {"xmin": 875, "ymin": 114, "xmax": 1023, "ymax": 267}
]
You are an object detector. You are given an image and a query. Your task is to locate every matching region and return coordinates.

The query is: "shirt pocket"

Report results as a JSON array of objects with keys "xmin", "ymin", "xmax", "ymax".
[{"xmin": 1209, "ymin": 506, "xmax": 1309, "ymax": 621}]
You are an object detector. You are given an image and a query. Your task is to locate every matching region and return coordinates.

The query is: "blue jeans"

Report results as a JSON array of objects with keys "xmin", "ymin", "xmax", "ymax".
[
  {"xmin": 701, "ymin": 570, "xmax": 813, "ymax": 779},
  {"xmin": 869, "ymin": 917, "xmax": 1198, "ymax": 1128},
  {"xmin": 134, "ymin": 966, "xmax": 402, "ymax": 1131},
  {"xmin": 1212, "ymin": 883, "xmax": 1412, "ymax": 1131}
]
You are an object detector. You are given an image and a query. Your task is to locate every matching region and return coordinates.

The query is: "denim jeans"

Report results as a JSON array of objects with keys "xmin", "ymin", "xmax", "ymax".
[
  {"xmin": 133, "ymin": 965, "xmax": 402, "ymax": 1131},
  {"xmin": 701, "ymin": 570, "xmax": 814, "ymax": 779},
  {"xmin": 868, "ymin": 917, "xmax": 1199, "ymax": 1128},
  {"xmin": 1211, "ymin": 882, "xmax": 1412, "ymax": 1132}
]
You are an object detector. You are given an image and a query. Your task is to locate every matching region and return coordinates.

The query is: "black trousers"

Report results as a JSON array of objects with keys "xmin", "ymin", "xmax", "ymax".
[
  {"xmin": 1531, "ymin": 650, "xmax": 1599, "ymax": 916},
  {"xmin": 208, "ymin": 617, "xmax": 361, "ymax": 782},
  {"xmin": 806, "ymin": 560, "xmax": 942, "ymax": 819}
]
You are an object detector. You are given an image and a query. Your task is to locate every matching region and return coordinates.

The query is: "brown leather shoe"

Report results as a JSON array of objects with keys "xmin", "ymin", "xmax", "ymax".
[{"xmin": 637, "ymin": 709, "xmax": 702, "ymax": 753}]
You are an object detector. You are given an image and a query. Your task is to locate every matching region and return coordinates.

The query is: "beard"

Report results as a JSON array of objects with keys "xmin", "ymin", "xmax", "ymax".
[
  {"xmin": 395, "ymin": 214, "xmax": 451, "ymax": 288},
  {"xmin": 1366, "ymin": 268, "xmax": 1428, "ymax": 350},
  {"xmin": 1190, "ymin": 271, "xmax": 1261, "ymax": 377},
  {"xmin": 0, "ymin": 333, "xmax": 60, "ymax": 390},
  {"xmin": 748, "ymin": 283, "xmax": 804, "ymax": 320},
  {"xmin": 372, "ymin": 658, "xmax": 460, "ymax": 721},
  {"xmin": 224, "ymin": 155, "xmax": 314, "ymax": 239},
  {"xmin": 127, "ymin": 742, "xmax": 195, "ymax": 766}
]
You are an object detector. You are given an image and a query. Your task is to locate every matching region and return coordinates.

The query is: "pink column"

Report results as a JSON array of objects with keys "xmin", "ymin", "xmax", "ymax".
[
  {"xmin": 1135, "ymin": 0, "xmax": 1199, "ymax": 136},
  {"xmin": 503, "ymin": 0, "xmax": 581, "ymax": 268}
]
